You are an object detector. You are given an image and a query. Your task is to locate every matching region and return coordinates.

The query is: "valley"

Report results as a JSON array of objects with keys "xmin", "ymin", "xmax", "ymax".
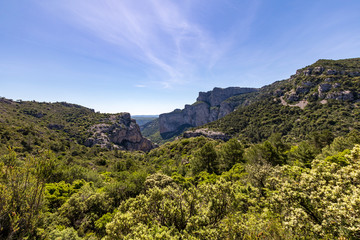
[{"xmin": 1, "ymin": 58, "xmax": 360, "ymax": 239}]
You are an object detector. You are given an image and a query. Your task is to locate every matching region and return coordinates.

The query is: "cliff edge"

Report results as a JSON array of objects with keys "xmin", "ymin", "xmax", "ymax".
[{"xmin": 159, "ymin": 87, "xmax": 257, "ymax": 139}]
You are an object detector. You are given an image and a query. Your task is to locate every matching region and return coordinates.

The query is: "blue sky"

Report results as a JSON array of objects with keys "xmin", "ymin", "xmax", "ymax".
[{"xmin": 1, "ymin": 0, "xmax": 360, "ymax": 115}]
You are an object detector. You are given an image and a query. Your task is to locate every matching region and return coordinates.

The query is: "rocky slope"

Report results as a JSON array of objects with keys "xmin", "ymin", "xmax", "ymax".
[
  {"xmin": 159, "ymin": 87, "xmax": 257, "ymax": 138},
  {"xmin": 280, "ymin": 60, "xmax": 360, "ymax": 103},
  {"xmin": 85, "ymin": 113, "xmax": 154, "ymax": 151},
  {"xmin": 0, "ymin": 98, "xmax": 154, "ymax": 153}
]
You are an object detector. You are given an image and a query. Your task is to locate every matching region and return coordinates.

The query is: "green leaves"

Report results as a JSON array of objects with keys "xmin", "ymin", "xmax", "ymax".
[
  {"xmin": 192, "ymin": 142, "xmax": 219, "ymax": 175},
  {"xmin": 105, "ymin": 177, "xmax": 263, "ymax": 239},
  {"xmin": 0, "ymin": 149, "xmax": 51, "ymax": 239},
  {"xmin": 268, "ymin": 144, "xmax": 360, "ymax": 238},
  {"xmin": 220, "ymin": 138, "xmax": 245, "ymax": 171}
]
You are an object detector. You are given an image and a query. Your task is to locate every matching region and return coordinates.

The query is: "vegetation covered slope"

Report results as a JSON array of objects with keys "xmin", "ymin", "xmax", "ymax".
[
  {"xmin": 0, "ymin": 98, "xmax": 154, "ymax": 155},
  {"xmin": 0, "ymin": 99, "xmax": 104, "ymax": 155},
  {"xmin": 2, "ymin": 125, "xmax": 360, "ymax": 239},
  {"xmin": 204, "ymin": 58, "xmax": 360, "ymax": 143}
]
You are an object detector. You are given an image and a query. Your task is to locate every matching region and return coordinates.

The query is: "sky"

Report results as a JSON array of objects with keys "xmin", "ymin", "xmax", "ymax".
[{"xmin": 1, "ymin": 0, "xmax": 360, "ymax": 115}]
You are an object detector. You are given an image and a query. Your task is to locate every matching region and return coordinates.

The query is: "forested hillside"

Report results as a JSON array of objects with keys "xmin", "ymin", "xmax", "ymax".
[
  {"xmin": 201, "ymin": 58, "xmax": 360, "ymax": 143},
  {"xmin": 1, "ymin": 58, "xmax": 360, "ymax": 239}
]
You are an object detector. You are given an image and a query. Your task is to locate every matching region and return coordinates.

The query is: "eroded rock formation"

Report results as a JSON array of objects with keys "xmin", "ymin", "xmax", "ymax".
[
  {"xmin": 85, "ymin": 113, "xmax": 154, "ymax": 151},
  {"xmin": 159, "ymin": 87, "xmax": 257, "ymax": 138}
]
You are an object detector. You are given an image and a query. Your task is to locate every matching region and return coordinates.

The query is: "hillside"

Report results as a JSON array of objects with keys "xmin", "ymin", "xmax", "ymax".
[
  {"xmin": 143, "ymin": 58, "xmax": 360, "ymax": 144},
  {"xmin": 201, "ymin": 58, "xmax": 360, "ymax": 143},
  {"xmin": 0, "ymin": 98, "xmax": 154, "ymax": 154}
]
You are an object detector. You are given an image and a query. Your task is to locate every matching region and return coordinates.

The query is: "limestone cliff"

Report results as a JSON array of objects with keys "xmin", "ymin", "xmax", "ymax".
[
  {"xmin": 159, "ymin": 87, "xmax": 257, "ymax": 138},
  {"xmin": 85, "ymin": 113, "xmax": 154, "ymax": 152}
]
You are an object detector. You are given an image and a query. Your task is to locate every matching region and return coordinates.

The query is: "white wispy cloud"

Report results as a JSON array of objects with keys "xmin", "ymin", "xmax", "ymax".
[{"xmin": 39, "ymin": 0, "xmax": 232, "ymax": 88}]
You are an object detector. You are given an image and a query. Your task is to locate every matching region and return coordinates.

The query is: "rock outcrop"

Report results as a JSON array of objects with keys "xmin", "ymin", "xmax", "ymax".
[
  {"xmin": 85, "ymin": 113, "xmax": 154, "ymax": 152},
  {"xmin": 159, "ymin": 87, "xmax": 257, "ymax": 138},
  {"xmin": 280, "ymin": 61, "xmax": 359, "ymax": 107},
  {"xmin": 181, "ymin": 128, "xmax": 231, "ymax": 141},
  {"xmin": 325, "ymin": 91, "xmax": 355, "ymax": 101}
]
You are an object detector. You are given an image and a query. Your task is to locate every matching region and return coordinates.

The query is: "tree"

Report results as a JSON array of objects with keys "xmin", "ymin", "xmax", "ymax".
[
  {"xmin": 287, "ymin": 141, "xmax": 317, "ymax": 167},
  {"xmin": 220, "ymin": 138, "xmax": 245, "ymax": 171},
  {"xmin": 57, "ymin": 183, "xmax": 113, "ymax": 237},
  {"xmin": 192, "ymin": 142, "xmax": 219, "ymax": 175},
  {"xmin": 245, "ymin": 141, "xmax": 285, "ymax": 166},
  {"xmin": 310, "ymin": 130, "xmax": 334, "ymax": 150},
  {"xmin": 0, "ymin": 149, "xmax": 56, "ymax": 239}
]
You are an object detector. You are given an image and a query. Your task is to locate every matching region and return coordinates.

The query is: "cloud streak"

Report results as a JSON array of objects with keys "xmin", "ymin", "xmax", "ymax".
[{"xmin": 41, "ymin": 0, "xmax": 231, "ymax": 88}]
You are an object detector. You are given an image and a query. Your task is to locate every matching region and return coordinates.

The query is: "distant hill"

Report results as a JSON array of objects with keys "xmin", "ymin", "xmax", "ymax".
[{"xmin": 132, "ymin": 115, "xmax": 158, "ymax": 127}]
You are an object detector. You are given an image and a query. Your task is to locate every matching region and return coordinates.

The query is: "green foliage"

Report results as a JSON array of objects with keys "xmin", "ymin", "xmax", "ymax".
[
  {"xmin": 45, "ymin": 180, "xmax": 85, "ymax": 212},
  {"xmin": 0, "ymin": 149, "xmax": 52, "ymax": 239},
  {"xmin": 105, "ymin": 178, "xmax": 262, "ymax": 239},
  {"xmin": 219, "ymin": 138, "xmax": 245, "ymax": 171},
  {"xmin": 94, "ymin": 211, "xmax": 116, "ymax": 237},
  {"xmin": 323, "ymin": 149, "xmax": 351, "ymax": 166},
  {"xmin": 1, "ymin": 122, "xmax": 360, "ymax": 239},
  {"xmin": 144, "ymin": 172, "xmax": 177, "ymax": 190},
  {"xmin": 287, "ymin": 141, "xmax": 317, "ymax": 167},
  {"xmin": 191, "ymin": 142, "xmax": 219, "ymax": 175},
  {"xmin": 245, "ymin": 140, "xmax": 286, "ymax": 166},
  {"xmin": 47, "ymin": 226, "xmax": 82, "ymax": 240},
  {"xmin": 267, "ymin": 144, "xmax": 360, "ymax": 238},
  {"xmin": 56, "ymin": 183, "xmax": 113, "ymax": 237}
]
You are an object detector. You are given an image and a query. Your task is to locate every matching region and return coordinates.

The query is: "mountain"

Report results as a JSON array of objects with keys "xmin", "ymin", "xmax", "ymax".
[
  {"xmin": 141, "ymin": 58, "xmax": 360, "ymax": 144},
  {"xmin": 199, "ymin": 58, "xmax": 360, "ymax": 143},
  {"xmin": 0, "ymin": 98, "xmax": 154, "ymax": 153},
  {"xmin": 158, "ymin": 87, "xmax": 257, "ymax": 139}
]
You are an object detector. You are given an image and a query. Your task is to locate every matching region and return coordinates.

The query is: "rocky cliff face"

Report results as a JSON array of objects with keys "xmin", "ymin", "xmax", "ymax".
[
  {"xmin": 159, "ymin": 87, "xmax": 257, "ymax": 138},
  {"xmin": 85, "ymin": 113, "xmax": 154, "ymax": 152},
  {"xmin": 197, "ymin": 87, "xmax": 256, "ymax": 106}
]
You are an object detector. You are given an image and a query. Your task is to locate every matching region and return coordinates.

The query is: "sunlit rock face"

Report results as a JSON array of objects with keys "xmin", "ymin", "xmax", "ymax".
[
  {"xmin": 159, "ymin": 87, "xmax": 257, "ymax": 139},
  {"xmin": 85, "ymin": 113, "xmax": 154, "ymax": 152}
]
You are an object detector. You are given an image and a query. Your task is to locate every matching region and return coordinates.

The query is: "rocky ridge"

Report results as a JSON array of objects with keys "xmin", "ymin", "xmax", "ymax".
[
  {"xmin": 274, "ymin": 59, "xmax": 360, "ymax": 107},
  {"xmin": 159, "ymin": 87, "xmax": 257, "ymax": 139},
  {"xmin": 85, "ymin": 113, "xmax": 154, "ymax": 152},
  {"xmin": 201, "ymin": 58, "xmax": 360, "ymax": 144}
]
